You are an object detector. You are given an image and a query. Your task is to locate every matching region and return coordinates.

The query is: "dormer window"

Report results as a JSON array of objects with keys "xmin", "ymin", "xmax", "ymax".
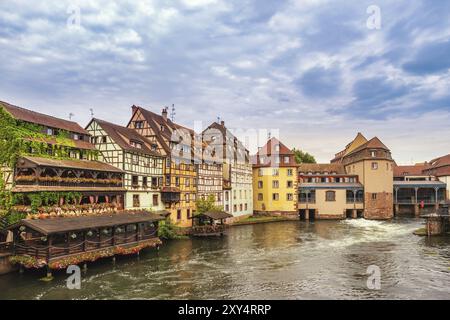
[
  {"xmin": 135, "ymin": 121, "xmax": 144, "ymax": 129},
  {"xmin": 131, "ymin": 140, "xmax": 142, "ymax": 149},
  {"xmin": 370, "ymin": 150, "xmax": 377, "ymax": 157},
  {"xmin": 274, "ymin": 144, "xmax": 280, "ymax": 152}
]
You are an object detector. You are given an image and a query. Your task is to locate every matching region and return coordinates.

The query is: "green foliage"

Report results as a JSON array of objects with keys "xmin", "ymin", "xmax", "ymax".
[
  {"xmin": 195, "ymin": 194, "xmax": 222, "ymax": 215},
  {"xmin": 12, "ymin": 191, "xmax": 82, "ymax": 213},
  {"xmin": 158, "ymin": 220, "xmax": 188, "ymax": 240},
  {"xmin": 6, "ymin": 211, "xmax": 27, "ymax": 225},
  {"xmin": 292, "ymin": 148, "xmax": 316, "ymax": 164}
]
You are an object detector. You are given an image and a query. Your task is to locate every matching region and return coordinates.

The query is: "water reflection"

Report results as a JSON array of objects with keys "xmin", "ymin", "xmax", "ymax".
[{"xmin": 0, "ymin": 219, "xmax": 449, "ymax": 299}]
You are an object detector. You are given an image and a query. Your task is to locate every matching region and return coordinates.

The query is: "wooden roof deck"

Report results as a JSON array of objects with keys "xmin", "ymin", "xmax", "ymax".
[{"xmin": 10, "ymin": 211, "xmax": 167, "ymax": 235}]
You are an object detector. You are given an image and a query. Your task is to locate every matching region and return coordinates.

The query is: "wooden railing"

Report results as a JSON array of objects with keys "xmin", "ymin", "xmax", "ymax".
[
  {"xmin": 191, "ymin": 224, "xmax": 227, "ymax": 235},
  {"xmin": 13, "ymin": 229, "xmax": 158, "ymax": 260}
]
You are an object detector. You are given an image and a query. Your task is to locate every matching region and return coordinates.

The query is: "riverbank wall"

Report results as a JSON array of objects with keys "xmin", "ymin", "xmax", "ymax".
[{"xmin": 0, "ymin": 253, "xmax": 16, "ymax": 275}]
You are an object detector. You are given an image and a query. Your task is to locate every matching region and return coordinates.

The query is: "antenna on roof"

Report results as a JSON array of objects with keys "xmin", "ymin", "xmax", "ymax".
[
  {"xmin": 89, "ymin": 108, "xmax": 94, "ymax": 117},
  {"xmin": 170, "ymin": 104, "xmax": 175, "ymax": 122},
  {"xmin": 217, "ymin": 116, "xmax": 221, "ymax": 123},
  {"xmin": 268, "ymin": 131, "xmax": 271, "ymax": 140},
  {"xmin": 69, "ymin": 113, "xmax": 74, "ymax": 120}
]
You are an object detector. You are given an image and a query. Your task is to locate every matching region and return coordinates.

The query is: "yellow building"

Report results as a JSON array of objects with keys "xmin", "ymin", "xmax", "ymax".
[
  {"xmin": 331, "ymin": 133, "xmax": 394, "ymax": 219},
  {"xmin": 127, "ymin": 106, "xmax": 197, "ymax": 227},
  {"xmin": 298, "ymin": 164, "xmax": 364, "ymax": 219},
  {"xmin": 252, "ymin": 138, "xmax": 298, "ymax": 215}
]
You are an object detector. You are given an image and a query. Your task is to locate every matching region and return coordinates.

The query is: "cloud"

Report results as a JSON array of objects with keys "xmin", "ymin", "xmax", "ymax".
[
  {"xmin": 294, "ymin": 66, "xmax": 342, "ymax": 98},
  {"xmin": 0, "ymin": 0, "xmax": 449, "ymax": 163},
  {"xmin": 403, "ymin": 40, "xmax": 450, "ymax": 75}
]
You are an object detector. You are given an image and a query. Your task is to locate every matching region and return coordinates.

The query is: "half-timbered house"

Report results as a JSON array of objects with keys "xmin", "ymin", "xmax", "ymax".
[
  {"xmin": 126, "ymin": 106, "xmax": 197, "ymax": 227},
  {"xmin": 203, "ymin": 121, "xmax": 253, "ymax": 218},
  {"xmin": 86, "ymin": 119, "xmax": 165, "ymax": 211},
  {"xmin": 0, "ymin": 101, "xmax": 126, "ymax": 216}
]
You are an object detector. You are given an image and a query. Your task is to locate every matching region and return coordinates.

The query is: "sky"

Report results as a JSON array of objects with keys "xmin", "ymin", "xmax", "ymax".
[{"xmin": 0, "ymin": 0, "xmax": 450, "ymax": 164}]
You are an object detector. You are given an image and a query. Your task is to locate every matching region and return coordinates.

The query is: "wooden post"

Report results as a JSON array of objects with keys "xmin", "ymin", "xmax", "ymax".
[
  {"xmin": 82, "ymin": 231, "xmax": 86, "ymax": 252},
  {"xmin": 135, "ymin": 224, "xmax": 139, "ymax": 242},
  {"xmin": 47, "ymin": 235, "xmax": 52, "ymax": 262},
  {"xmin": 111, "ymin": 226, "xmax": 116, "ymax": 246}
]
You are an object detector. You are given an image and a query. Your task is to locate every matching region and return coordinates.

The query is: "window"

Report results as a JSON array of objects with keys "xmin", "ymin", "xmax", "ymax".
[
  {"xmin": 46, "ymin": 128, "xmax": 53, "ymax": 135},
  {"xmin": 131, "ymin": 140, "xmax": 142, "ymax": 149},
  {"xmin": 177, "ymin": 210, "xmax": 182, "ymax": 220},
  {"xmin": 165, "ymin": 175, "xmax": 170, "ymax": 186},
  {"xmin": 370, "ymin": 150, "xmax": 377, "ymax": 157},
  {"xmin": 287, "ymin": 169, "xmax": 293, "ymax": 176},
  {"xmin": 272, "ymin": 180, "xmax": 279, "ymax": 188},
  {"xmin": 185, "ymin": 193, "xmax": 190, "ymax": 202},
  {"xmin": 233, "ymin": 205, "xmax": 237, "ymax": 212},
  {"xmin": 287, "ymin": 193, "xmax": 293, "ymax": 201},
  {"xmin": 102, "ymin": 136, "xmax": 107, "ymax": 143},
  {"xmin": 187, "ymin": 209, "xmax": 191, "ymax": 219},
  {"xmin": 371, "ymin": 162, "xmax": 378, "ymax": 170},
  {"xmin": 225, "ymin": 204, "xmax": 229, "ymax": 212},
  {"xmin": 258, "ymin": 168, "xmax": 263, "ymax": 176},
  {"xmin": 258, "ymin": 193, "xmax": 263, "ymax": 201},
  {"xmin": 132, "ymin": 176, "xmax": 139, "ymax": 187},
  {"xmin": 133, "ymin": 195, "xmax": 140, "ymax": 207},
  {"xmin": 233, "ymin": 190, "xmax": 236, "ymax": 200},
  {"xmin": 287, "ymin": 180, "xmax": 293, "ymax": 188},
  {"xmin": 326, "ymin": 191, "xmax": 336, "ymax": 202},
  {"xmin": 73, "ymin": 134, "xmax": 79, "ymax": 140},
  {"xmin": 152, "ymin": 177, "xmax": 158, "ymax": 187},
  {"xmin": 272, "ymin": 193, "xmax": 279, "ymax": 201},
  {"xmin": 225, "ymin": 192, "xmax": 229, "ymax": 201},
  {"xmin": 135, "ymin": 121, "xmax": 144, "ymax": 129},
  {"xmin": 284, "ymin": 156, "xmax": 290, "ymax": 164},
  {"xmin": 245, "ymin": 203, "xmax": 248, "ymax": 211},
  {"xmin": 275, "ymin": 156, "xmax": 280, "ymax": 164},
  {"xmin": 132, "ymin": 155, "xmax": 139, "ymax": 165},
  {"xmin": 372, "ymin": 193, "xmax": 377, "ymax": 200},
  {"xmin": 142, "ymin": 177, "xmax": 148, "ymax": 187},
  {"xmin": 240, "ymin": 204, "xmax": 243, "ymax": 211},
  {"xmin": 175, "ymin": 177, "xmax": 180, "ymax": 186},
  {"xmin": 272, "ymin": 169, "xmax": 279, "ymax": 176},
  {"xmin": 274, "ymin": 144, "xmax": 280, "ymax": 152},
  {"xmin": 152, "ymin": 194, "xmax": 158, "ymax": 206}
]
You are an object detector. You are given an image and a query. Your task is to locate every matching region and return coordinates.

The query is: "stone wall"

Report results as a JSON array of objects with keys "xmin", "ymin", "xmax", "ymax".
[
  {"xmin": 0, "ymin": 253, "xmax": 16, "ymax": 275},
  {"xmin": 364, "ymin": 192, "xmax": 394, "ymax": 219}
]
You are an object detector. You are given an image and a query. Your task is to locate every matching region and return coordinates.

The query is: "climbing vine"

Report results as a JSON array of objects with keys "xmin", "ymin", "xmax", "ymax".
[
  {"xmin": 0, "ymin": 103, "xmax": 97, "ymax": 222},
  {"xmin": 12, "ymin": 191, "xmax": 83, "ymax": 213}
]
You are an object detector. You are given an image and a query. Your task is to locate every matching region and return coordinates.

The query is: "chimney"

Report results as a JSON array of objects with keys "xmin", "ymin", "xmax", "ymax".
[
  {"xmin": 220, "ymin": 120, "xmax": 225, "ymax": 126},
  {"xmin": 131, "ymin": 105, "xmax": 138, "ymax": 115},
  {"xmin": 162, "ymin": 107, "xmax": 168, "ymax": 121}
]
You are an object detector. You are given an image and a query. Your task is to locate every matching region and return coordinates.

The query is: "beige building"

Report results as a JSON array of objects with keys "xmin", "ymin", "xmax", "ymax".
[
  {"xmin": 298, "ymin": 164, "xmax": 364, "ymax": 219},
  {"xmin": 331, "ymin": 133, "xmax": 394, "ymax": 219}
]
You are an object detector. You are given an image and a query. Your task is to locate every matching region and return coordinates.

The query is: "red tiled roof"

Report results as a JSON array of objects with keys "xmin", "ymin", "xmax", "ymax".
[
  {"xmin": 91, "ymin": 118, "xmax": 163, "ymax": 157},
  {"xmin": 256, "ymin": 137, "xmax": 294, "ymax": 156},
  {"xmin": 252, "ymin": 137, "xmax": 297, "ymax": 167},
  {"xmin": 393, "ymin": 164, "xmax": 429, "ymax": 177},
  {"xmin": 423, "ymin": 154, "xmax": 450, "ymax": 177},
  {"xmin": 346, "ymin": 137, "xmax": 389, "ymax": 156},
  {"xmin": 1, "ymin": 101, "xmax": 88, "ymax": 135}
]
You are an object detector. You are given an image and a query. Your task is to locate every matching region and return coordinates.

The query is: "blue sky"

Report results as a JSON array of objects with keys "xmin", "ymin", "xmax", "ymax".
[{"xmin": 0, "ymin": 0, "xmax": 449, "ymax": 163}]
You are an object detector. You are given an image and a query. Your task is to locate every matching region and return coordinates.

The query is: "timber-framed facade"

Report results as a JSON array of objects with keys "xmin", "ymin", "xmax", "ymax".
[
  {"xmin": 127, "ymin": 106, "xmax": 197, "ymax": 227},
  {"xmin": 86, "ymin": 119, "xmax": 165, "ymax": 211}
]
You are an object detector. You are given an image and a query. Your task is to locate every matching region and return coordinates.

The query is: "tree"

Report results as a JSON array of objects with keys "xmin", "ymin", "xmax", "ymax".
[
  {"xmin": 292, "ymin": 148, "xmax": 316, "ymax": 164},
  {"xmin": 195, "ymin": 194, "xmax": 222, "ymax": 215}
]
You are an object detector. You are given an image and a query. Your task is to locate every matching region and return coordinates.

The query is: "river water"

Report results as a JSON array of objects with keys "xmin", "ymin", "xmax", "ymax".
[{"xmin": 0, "ymin": 218, "xmax": 449, "ymax": 300}]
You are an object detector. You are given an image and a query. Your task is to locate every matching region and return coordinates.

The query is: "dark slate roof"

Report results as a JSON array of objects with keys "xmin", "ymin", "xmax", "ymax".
[
  {"xmin": 299, "ymin": 182, "xmax": 364, "ymax": 189},
  {"xmin": 298, "ymin": 163, "xmax": 346, "ymax": 174},
  {"xmin": 11, "ymin": 211, "xmax": 167, "ymax": 235},
  {"xmin": 19, "ymin": 156, "xmax": 124, "ymax": 173},
  {"xmin": 194, "ymin": 211, "xmax": 233, "ymax": 220},
  {"xmin": 92, "ymin": 118, "xmax": 163, "ymax": 157},
  {"xmin": 0, "ymin": 101, "xmax": 89, "ymax": 135}
]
